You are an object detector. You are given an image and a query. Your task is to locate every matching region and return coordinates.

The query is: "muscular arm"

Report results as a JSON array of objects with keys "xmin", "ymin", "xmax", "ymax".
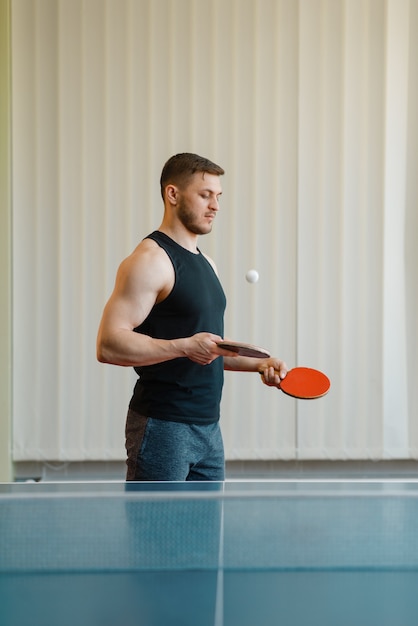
[{"xmin": 96, "ymin": 240, "xmax": 227, "ymax": 367}]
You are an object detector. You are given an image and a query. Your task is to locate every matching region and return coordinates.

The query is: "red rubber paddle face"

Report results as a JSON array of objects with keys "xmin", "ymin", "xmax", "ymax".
[{"xmin": 279, "ymin": 367, "xmax": 330, "ymax": 399}]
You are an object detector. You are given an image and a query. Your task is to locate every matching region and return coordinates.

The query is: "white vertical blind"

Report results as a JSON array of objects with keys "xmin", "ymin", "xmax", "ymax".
[
  {"xmin": 11, "ymin": 0, "xmax": 418, "ymax": 462},
  {"xmin": 382, "ymin": 0, "xmax": 410, "ymax": 456}
]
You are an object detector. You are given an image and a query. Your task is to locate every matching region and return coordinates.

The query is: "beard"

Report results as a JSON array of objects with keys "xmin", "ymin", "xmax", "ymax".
[{"xmin": 176, "ymin": 198, "xmax": 213, "ymax": 235}]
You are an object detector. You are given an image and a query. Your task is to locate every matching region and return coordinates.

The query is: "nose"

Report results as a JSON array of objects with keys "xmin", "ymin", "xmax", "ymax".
[{"xmin": 210, "ymin": 196, "xmax": 220, "ymax": 211}]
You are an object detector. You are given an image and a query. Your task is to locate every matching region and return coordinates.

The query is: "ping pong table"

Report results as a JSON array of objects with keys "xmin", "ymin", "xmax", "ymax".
[{"xmin": 1, "ymin": 479, "xmax": 418, "ymax": 626}]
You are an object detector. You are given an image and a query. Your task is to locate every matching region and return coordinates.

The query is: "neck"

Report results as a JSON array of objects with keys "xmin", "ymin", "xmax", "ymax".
[{"xmin": 157, "ymin": 222, "xmax": 199, "ymax": 253}]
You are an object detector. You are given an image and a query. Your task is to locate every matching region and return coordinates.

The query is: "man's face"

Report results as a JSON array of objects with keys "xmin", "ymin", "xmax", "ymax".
[{"xmin": 176, "ymin": 173, "xmax": 222, "ymax": 235}]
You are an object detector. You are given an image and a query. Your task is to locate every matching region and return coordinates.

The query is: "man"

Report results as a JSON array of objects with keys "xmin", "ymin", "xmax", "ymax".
[{"xmin": 97, "ymin": 153, "xmax": 287, "ymax": 481}]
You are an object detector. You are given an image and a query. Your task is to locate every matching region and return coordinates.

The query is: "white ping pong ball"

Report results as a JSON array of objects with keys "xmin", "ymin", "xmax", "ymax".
[{"xmin": 245, "ymin": 269, "xmax": 259, "ymax": 283}]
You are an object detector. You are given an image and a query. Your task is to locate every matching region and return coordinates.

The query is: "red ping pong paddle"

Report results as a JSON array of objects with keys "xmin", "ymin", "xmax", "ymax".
[
  {"xmin": 217, "ymin": 341, "xmax": 270, "ymax": 359},
  {"xmin": 263, "ymin": 366, "xmax": 330, "ymax": 399}
]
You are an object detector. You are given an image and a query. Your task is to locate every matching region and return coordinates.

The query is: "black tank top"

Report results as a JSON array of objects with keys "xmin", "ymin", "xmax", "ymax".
[{"xmin": 129, "ymin": 231, "xmax": 226, "ymax": 424}]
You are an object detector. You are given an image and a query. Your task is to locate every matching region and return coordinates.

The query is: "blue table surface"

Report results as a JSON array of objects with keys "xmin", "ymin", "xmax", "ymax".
[{"xmin": 2, "ymin": 480, "xmax": 418, "ymax": 626}]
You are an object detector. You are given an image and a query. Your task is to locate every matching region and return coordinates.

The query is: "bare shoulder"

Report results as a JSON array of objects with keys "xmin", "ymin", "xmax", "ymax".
[
  {"xmin": 131, "ymin": 237, "xmax": 172, "ymax": 267},
  {"xmin": 98, "ymin": 237, "xmax": 175, "ymax": 335},
  {"xmin": 116, "ymin": 237, "xmax": 174, "ymax": 299}
]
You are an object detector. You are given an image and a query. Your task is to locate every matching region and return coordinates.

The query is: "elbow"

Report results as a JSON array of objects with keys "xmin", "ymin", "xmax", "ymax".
[
  {"xmin": 96, "ymin": 338, "xmax": 129, "ymax": 367},
  {"xmin": 96, "ymin": 346, "xmax": 108, "ymax": 364},
  {"xmin": 96, "ymin": 338, "xmax": 113, "ymax": 364},
  {"xmin": 96, "ymin": 349, "xmax": 107, "ymax": 364}
]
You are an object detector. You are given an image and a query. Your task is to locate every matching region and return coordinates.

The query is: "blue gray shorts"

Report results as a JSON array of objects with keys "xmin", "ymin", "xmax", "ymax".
[{"xmin": 125, "ymin": 409, "xmax": 225, "ymax": 481}]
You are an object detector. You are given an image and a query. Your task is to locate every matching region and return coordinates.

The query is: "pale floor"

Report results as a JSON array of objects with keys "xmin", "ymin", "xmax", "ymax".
[{"xmin": 12, "ymin": 458, "xmax": 418, "ymax": 482}]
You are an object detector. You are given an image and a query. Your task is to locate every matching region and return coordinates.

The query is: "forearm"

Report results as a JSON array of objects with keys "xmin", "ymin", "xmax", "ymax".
[
  {"xmin": 97, "ymin": 328, "xmax": 188, "ymax": 367},
  {"xmin": 223, "ymin": 355, "xmax": 266, "ymax": 373},
  {"xmin": 224, "ymin": 355, "xmax": 288, "ymax": 384}
]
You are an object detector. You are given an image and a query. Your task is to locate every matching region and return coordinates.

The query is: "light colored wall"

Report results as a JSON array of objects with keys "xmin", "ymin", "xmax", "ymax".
[
  {"xmin": 8, "ymin": 0, "xmax": 418, "ymax": 465},
  {"xmin": 0, "ymin": 0, "xmax": 12, "ymax": 481}
]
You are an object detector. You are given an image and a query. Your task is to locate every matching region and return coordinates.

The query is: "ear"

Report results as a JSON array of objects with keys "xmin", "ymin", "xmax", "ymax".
[{"xmin": 165, "ymin": 184, "xmax": 178, "ymax": 206}]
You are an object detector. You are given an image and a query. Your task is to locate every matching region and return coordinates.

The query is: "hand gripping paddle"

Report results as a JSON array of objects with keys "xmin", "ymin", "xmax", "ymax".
[
  {"xmin": 265, "ymin": 366, "xmax": 331, "ymax": 399},
  {"xmin": 217, "ymin": 341, "xmax": 270, "ymax": 359}
]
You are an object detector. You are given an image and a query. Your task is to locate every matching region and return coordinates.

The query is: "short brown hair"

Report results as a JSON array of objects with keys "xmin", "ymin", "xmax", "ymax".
[{"xmin": 160, "ymin": 153, "xmax": 225, "ymax": 199}]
